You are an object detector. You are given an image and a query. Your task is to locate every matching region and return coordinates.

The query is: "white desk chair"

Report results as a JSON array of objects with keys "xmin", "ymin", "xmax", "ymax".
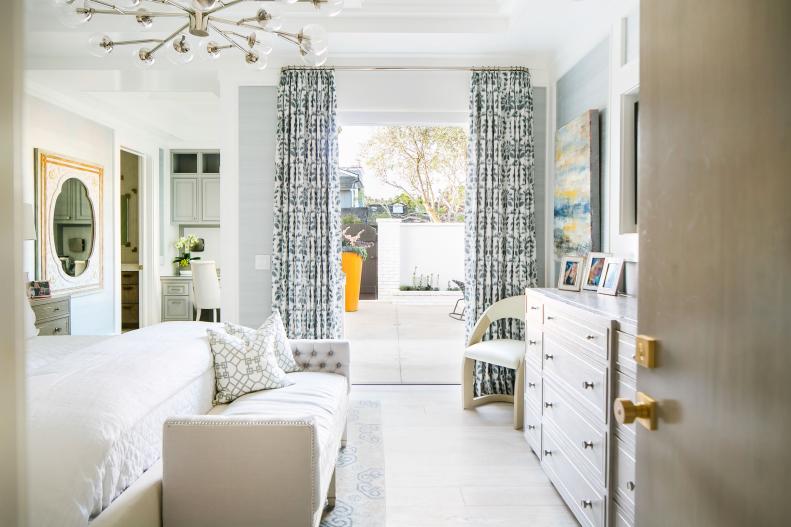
[
  {"xmin": 462, "ymin": 295, "xmax": 526, "ymax": 430},
  {"xmin": 190, "ymin": 261, "xmax": 221, "ymax": 322}
]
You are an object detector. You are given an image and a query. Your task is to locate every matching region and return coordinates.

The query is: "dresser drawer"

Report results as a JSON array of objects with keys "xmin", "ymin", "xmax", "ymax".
[
  {"xmin": 525, "ymin": 365, "xmax": 542, "ymax": 413},
  {"xmin": 616, "ymin": 331, "xmax": 637, "ymax": 375},
  {"xmin": 121, "ymin": 271, "xmax": 139, "ymax": 285},
  {"xmin": 525, "ymin": 294, "xmax": 543, "ymax": 325},
  {"xmin": 525, "ymin": 327, "xmax": 542, "ymax": 371},
  {"xmin": 523, "ymin": 403, "xmax": 541, "ymax": 456},
  {"xmin": 121, "ymin": 284, "xmax": 139, "ymax": 304},
  {"xmin": 542, "ymin": 380, "xmax": 606, "ymax": 487},
  {"xmin": 543, "ymin": 332, "xmax": 608, "ymax": 420},
  {"xmin": 541, "ymin": 424, "xmax": 605, "ymax": 527},
  {"xmin": 37, "ymin": 317, "xmax": 70, "ymax": 336},
  {"xmin": 31, "ymin": 299, "xmax": 70, "ymax": 323},
  {"xmin": 614, "ymin": 371, "xmax": 637, "ymax": 442},
  {"xmin": 163, "ymin": 296, "xmax": 190, "ymax": 320},
  {"xmin": 544, "ymin": 303, "xmax": 608, "ymax": 360},
  {"xmin": 121, "ymin": 303, "xmax": 139, "ymax": 324},
  {"xmin": 163, "ymin": 282, "xmax": 190, "ymax": 296},
  {"xmin": 612, "ymin": 501, "xmax": 634, "ymax": 527},
  {"xmin": 613, "ymin": 437, "xmax": 636, "ymax": 514}
]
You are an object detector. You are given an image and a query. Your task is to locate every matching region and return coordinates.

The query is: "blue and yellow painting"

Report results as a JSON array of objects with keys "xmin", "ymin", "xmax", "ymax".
[{"xmin": 554, "ymin": 110, "xmax": 599, "ymax": 259}]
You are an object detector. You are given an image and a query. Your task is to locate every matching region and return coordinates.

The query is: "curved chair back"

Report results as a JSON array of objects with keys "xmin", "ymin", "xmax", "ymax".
[
  {"xmin": 191, "ymin": 261, "xmax": 221, "ymax": 312},
  {"xmin": 467, "ymin": 295, "xmax": 525, "ymax": 346}
]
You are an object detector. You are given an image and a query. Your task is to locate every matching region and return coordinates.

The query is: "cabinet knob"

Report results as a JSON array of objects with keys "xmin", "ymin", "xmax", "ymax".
[
  {"xmin": 530, "ymin": 306, "xmax": 540, "ymax": 310},
  {"xmin": 546, "ymin": 315, "xmax": 555, "ymax": 320},
  {"xmin": 582, "ymin": 381, "xmax": 595, "ymax": 390},
  {"xmin": 581, "ymin": 500, "xmax": 593, "ymax": 509},
  {"xmin": 53, "ymin": 307, "xmax": 60, "ymax": 312},
  {"xmin": 53, "ymin": 327, "xmax": 62, "ymax": 334},
  {"xmin": 544, "ymin": 402, "xmax": 553, "ymax": 409},
  {"xmin": 585, "ymin": 334, "xmax": 596, "ymax": 340},
  {"xmin": 528, "ymin": 382, "xmax": 536, "ymax": 388},
  {"xmin": 527, "ymin": 425, "xmax": 536, "ymax": 430},
  {"xmin": 626, "ymin": 481, "xmax": 636, "ymax": 491},
  {"xmin": 544, "ymin": 354, "xmax": 554, "ymax": 360},
  {"xmin": 528, "ymin": 340, "xmax": 537, "ymax": 345},
  {"xmin": 543, "ymin": 450, "xmax": 552, "ymax": 456},
  {"xmin": 582, "ymin": 441, "xmax": 594, "ymax": 449}
]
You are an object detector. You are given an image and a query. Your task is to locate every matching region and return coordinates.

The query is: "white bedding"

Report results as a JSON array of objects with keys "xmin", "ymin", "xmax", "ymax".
[{"xmin": 27, "ymin": 322, "xmax": 218, "ymax": 527}]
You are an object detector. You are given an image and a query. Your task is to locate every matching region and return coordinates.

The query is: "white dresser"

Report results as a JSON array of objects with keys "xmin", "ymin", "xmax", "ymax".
[{"xmin": 524, "ymin": 288, "xmax": 637, "ymax": 527}]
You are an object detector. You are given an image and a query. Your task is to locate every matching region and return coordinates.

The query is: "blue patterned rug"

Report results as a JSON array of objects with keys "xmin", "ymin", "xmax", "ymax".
[{"xmin": 320, "ymin": 400, "xmax": 385, "ymax": 527}]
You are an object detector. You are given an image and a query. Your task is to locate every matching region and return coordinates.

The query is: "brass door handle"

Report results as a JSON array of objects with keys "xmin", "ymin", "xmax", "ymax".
[{"xmin": 614, "ymin": 392, "xmax": 657, "ymax": 430}]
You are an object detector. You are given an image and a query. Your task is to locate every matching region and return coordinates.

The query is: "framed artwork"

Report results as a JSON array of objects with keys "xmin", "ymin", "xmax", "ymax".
[
  {"xmin": 582, "ymin": 252, "xmax": 608, "ymax": 291},
  {"xmin": 598, "ymin": 257, "xmax": 625, "ymax": 296},
  {"xmin": 553, "ymin": 109, "xmax": 601, "ymax": 260},
  {"xmin": 557, "ymin": 256, "xmax": 585, "ymax": 291},
  {"xmin": 28, "ymin": 280, "xmax": 51, "ymax": 299}
]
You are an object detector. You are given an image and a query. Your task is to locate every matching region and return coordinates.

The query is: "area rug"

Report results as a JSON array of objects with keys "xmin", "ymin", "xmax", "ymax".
[{"xmin": 320, "ymin": 400, "xmax": 385, "ymax": 527}]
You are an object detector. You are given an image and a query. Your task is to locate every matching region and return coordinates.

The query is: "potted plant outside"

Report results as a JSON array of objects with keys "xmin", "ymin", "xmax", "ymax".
[
  {"xmin": 173, "ymin": 234, "xmax": 202, "ymax": 276},
  {"xmin": 341, "ymin": 227, "xmax": 372, "ymax": 312}
]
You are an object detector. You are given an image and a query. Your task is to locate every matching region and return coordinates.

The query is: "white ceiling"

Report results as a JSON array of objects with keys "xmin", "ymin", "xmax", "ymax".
[{"xmin": 24, "ymin": 0, "xmax": 624, "ymax": 142}]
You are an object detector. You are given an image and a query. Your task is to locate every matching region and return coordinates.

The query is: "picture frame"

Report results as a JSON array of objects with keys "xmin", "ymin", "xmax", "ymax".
[
  {"xmin": 557, "ymin": 256, "xmax": 585, "ymax": 291},
  {"xmin": 28, "ymin": 280, "xmax": 51, "ymax": 299},
  {"xmin": 598, "ymin": 257, "xmax": 625, "ymax": 296},
  {"xmin": 582, "ymin": 252, "xmax": 608, "ymax": 291}
]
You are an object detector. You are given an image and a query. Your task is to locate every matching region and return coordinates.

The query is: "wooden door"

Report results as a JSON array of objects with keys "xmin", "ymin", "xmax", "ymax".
[{"xmin": 638, "ymin": 2, "xmax": 791, "ymax": 526}]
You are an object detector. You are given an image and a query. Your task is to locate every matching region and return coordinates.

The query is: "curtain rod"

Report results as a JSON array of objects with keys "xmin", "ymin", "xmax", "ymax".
[{"xmin": 281, "ymin": 66, "xmax": 530, "ymax": 72}]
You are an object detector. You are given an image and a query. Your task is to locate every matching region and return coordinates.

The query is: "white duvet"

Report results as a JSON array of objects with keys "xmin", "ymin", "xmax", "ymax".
[{"xmin": 27, "ymin": 322, "xmax": 217, "ymax": 527}]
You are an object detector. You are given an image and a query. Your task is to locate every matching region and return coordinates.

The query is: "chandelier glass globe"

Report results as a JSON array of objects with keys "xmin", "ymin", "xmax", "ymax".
[
  {"xmin": 299, "ymin": 24, "xmax": 328, "ymax": 56},
  {"xmin": 300, "ymin": 49, "xmax": 328, "ymax": 67},
  {"xmin": 244, "ymin": 52, "xmax": 268, "ymax": 71},
  {"xmin": 87, "ymin": 33, "xmax": 113, "ymax": 58},
  {"xmin": 323, "ymin": 0, "xmax": 345, "ymax": 17},
  {"xmin": 117, "ymin": 0, "xmax": 142, "ymax": 8},
  {"xmin": 133, "ymin": 47, "xmax": 156, "ymax": 69},
  {"xmin": 192, "ymin": 0, "xmax": 219, "ymax": 10},
  {"xmin": 55, "ymin": 2, "xmax": 92, "ymax": 28},
  {"xmin": 166, "ymin": 34, "xmax": 195, "ymax": 65}
]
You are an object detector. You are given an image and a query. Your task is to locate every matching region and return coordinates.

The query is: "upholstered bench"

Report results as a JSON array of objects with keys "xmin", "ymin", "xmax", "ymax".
[{"xmin": 162, "ymin": 339, "xmax": 351, "ymax": 527}]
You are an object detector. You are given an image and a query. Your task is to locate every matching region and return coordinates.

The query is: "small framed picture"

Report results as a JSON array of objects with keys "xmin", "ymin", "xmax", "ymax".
[
  {"xmin": 582, "ymin": 252, "xmax": 608, "ymax": 291},
  {"xmin": 597, "ymin": 257, "xmax": 624, "ymax": 296},
  {"xmin": 28, "ymin": 280, "xmax": 51, "ymax": 299},
  {"xmin": 557, "ymin": 256, "xmax": 585, "ymax": 291}
]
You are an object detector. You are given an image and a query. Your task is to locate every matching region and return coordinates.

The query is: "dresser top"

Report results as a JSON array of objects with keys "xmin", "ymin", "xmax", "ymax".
[{"xmin": 528, "ymin": 288, "xmax": 638, "ymax": 326}]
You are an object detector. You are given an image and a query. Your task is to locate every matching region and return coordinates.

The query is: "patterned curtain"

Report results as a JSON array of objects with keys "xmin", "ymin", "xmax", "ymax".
[
  {"xmin": 465, "ymin": 68, "xmax": 537, "ymax": 396},
  {"xmin": 272, "ymin": 67, "xmax": 342, "ymax": 339}
]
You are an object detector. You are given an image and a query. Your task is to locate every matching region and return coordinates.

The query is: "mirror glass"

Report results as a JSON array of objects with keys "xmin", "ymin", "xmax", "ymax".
[{"xmin": 53, "ymin": 178, "xmax": 95, "ymax": 277}]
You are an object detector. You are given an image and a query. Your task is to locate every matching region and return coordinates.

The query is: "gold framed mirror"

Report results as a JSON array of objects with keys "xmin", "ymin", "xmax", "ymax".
[{"xmin": 36, "ymin": 150, "xmax": 104, "ymax": 295}]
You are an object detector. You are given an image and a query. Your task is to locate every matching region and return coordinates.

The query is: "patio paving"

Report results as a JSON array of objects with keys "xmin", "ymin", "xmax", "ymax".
[{"xmin": 344, "ymin": 299, "xmax": 466, "ymax": 384}]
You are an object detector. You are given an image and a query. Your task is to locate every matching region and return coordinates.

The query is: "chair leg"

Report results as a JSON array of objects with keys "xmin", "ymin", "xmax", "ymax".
[
  {"xmin": 462, "ymin": 357, "xmax": 476, "ymax": 409},
  {"xmin": 513, "ymin": 362, "xmax": 525, "ymax": 430},
  {"xmin": 326, "ymin": 468, "xmax": 337, "ymax": 510}
]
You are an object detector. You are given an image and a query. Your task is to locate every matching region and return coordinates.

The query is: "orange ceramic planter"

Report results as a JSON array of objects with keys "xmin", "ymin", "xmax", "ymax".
[{"xmin": 342, "ymin": 251, "xmax": 363, "ymax": 312}]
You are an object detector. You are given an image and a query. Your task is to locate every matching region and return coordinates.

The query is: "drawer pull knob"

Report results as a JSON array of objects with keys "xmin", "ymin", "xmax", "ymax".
[
  {"xmin": 543, "ymin": 450, "xmax": 553, "ymax": 456},
  {"xmin": 53, "ymin": 327, "xmax": 62, "ymax": 334},
  {"xmin": 582, "ymin": 381, "xmax": 595, "ymax": 390},
  {"xmin": 527, "ymin": 425, "xmax": 536, "ymax": 430},
  {"xmin": 544, "ymin": 354, "xmax": 554, "ymax": 360},
  {"xmin": 581, "ymin": 500, "xmax": 593, "ymax": 509},
  {"xmin": 585, "ymin": 334, "xmax": 596, "ymax": 340},
  {"xmin": 528, "ymin": 340, "xmax": 537, "ymax": 345},
  {"xmin": 53, "ymin": 307, "xmax": 60, "ymax": 312},
  {"xmin": 530, "ymin": 306, "xmax": 540, "ymax": 310},
  {"xmin": 626, "ymin": 481, "xmax": 636, "ymax": 491},
  {"xmin": 528, "ymin": 382, "xmax": 536, "ymax": 388},
  {"xmin": 544, "ymin": 402, "xmax": 553, "ymax": 409},
  {"xmin": 546, "ymin": 315, "xmax": 555, "ymax": 320},
  {"xmin": 582, "ymin": 441, "xmax": 594, "ymax": 449}
]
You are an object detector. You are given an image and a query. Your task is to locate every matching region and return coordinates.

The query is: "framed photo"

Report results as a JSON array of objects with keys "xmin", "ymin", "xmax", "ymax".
[
  {"xmin": 557, "ymin": 256, "xmax": 585, "ymax": 291},
  {"xmin": 582, "ymin": 252, "xmax": 608, "ymax": 291},
  {"xmin": 598, "ymin": 257, "xmax": 624, "ymax": 296},
  {"xmin": 28, "ymin": 280, "xmax": 51, "ymax": 299}
]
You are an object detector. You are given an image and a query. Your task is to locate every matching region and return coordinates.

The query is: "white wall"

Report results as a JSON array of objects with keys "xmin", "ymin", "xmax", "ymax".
[{"xmin": 399, "ymin": 223, "xmax": 465, "ymax": 290}]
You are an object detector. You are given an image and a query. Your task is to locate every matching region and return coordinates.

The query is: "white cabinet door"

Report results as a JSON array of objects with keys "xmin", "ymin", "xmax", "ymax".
[
  {"xmin": 171, "ymin": 177, "xmax": 198, "ymax": 223},
  {"xmin": 201, "ymin": 177, "xmax": 220, "ymax": 223}
]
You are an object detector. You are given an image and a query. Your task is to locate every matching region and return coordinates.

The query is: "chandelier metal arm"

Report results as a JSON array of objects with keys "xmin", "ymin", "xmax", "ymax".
[
  {"xmin": 148, "ymin": 22, "xmax": 190, "ymax": 55},
  {"xmin": 208, "ymin": 23, "xmax": 250, "ymax": 55},
  {"xmin": 109, "ymin": 38, "xmax": 165, "ymax": 46},
  {"xmin": 147, "ymin": 0, "xmax": 195, "ymax": 14},
  {"xmin": 210, "ymin": 15, "xmax": 300, "ymax": 40},
  {"xmin": 80, "ymin": 8, "xmax": 185, "ymax": 18}
]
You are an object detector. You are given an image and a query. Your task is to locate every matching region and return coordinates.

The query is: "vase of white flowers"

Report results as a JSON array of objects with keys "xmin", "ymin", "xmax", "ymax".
[{"xmin": 173, "ymin": 234, "xmax": 202, "ymax": 276}]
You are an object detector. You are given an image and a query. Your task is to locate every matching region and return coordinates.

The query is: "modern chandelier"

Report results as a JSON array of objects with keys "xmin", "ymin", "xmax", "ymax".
[{"xmin": 53, "ymin": 0, "xmax": 344, "ymax": 69}]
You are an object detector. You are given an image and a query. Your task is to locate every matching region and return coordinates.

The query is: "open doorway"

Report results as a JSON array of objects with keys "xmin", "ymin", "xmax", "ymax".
[
  {"xmin": 120, "ymin": 150, "xmax": 143, "ymax": 332},
  {"xmin": 339, "ymin": 125, "xmax": 467, "ymax": 384}
]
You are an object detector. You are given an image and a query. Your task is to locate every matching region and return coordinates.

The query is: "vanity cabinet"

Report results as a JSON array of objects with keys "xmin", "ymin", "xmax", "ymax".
[
  {"xmin": 523, "ymin": 288, "xmax": 637, "ymax": 527},
  {"xmin": 170, "ymin": 150, "xmax": 220, "ymax": 225}
]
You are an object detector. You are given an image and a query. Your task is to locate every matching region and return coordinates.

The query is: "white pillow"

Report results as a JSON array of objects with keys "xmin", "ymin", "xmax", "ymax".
[
  {"xmin": 225, "ymin": 311, "xmax": 300, "ymax": 373},
  {"xmin": 207, "ymin": 327, "xmax": 293, "ymax": 404},
  {"xmin": 24, "ymin": 296, "xmax": 39, "ymax": 339}
]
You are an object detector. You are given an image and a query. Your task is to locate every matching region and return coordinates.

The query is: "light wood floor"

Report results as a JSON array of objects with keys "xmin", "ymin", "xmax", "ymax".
[{"xmin": 351, "ymin": 385, "xmax": 578, "ymax": 527}]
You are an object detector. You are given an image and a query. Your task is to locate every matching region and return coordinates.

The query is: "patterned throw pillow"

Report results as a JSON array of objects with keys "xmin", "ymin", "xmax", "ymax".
[
  {"xmin": 207, "ymin": 328, "xmax": 293, "ymax": 404},
  {"xmin": 225, "ymin": 311, "xmax": 301, "ymax": 373}
]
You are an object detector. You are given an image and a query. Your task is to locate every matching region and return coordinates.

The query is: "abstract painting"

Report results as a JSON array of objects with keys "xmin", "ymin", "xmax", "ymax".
[{"xmin": 553, "ymin": 110, "xmax": 600, "ymax": 259}]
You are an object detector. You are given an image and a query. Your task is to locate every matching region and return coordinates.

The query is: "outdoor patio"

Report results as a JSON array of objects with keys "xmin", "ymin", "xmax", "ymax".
[{"xmin": 344, "ymin": 299, "xmax": 466, "ymax": 384}]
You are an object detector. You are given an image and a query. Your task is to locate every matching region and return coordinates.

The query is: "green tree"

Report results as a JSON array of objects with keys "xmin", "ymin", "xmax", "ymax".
[{"xmin": 360, "ymin": 126, "xmax": 467, "ymax": 223}]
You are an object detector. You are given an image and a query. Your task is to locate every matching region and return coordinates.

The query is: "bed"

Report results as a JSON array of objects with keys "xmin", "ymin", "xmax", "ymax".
[{"xmin": 27, "ymin": 322, "xmax": 217, "ymax": 527}]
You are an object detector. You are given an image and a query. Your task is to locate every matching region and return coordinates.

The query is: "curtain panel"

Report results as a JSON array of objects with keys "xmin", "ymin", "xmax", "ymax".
[
  {"xmin": 465, "ymin": 68, "xmax": 537, "ymax": 396},
  {"xmin": 272, "ymin": 67, "xmax": 343, "ymax": 339}
]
